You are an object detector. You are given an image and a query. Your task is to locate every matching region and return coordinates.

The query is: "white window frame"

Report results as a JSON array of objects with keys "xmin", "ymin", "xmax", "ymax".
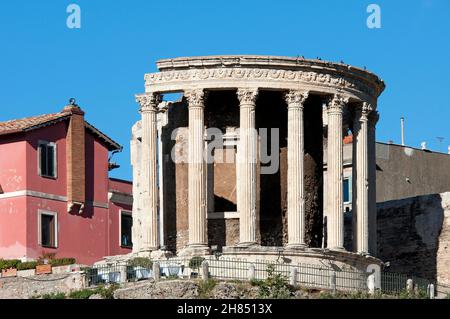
[
  {"xmin": 37, "ymin": 209, "xmax": 58, "ymax": 248},
  {"xmin": 119, "ymin": 210, "xmax": 133, "ymax": 248},
  {"xmin": 38, "ymin": 140, "xmax": 57, "ymax": 179}
]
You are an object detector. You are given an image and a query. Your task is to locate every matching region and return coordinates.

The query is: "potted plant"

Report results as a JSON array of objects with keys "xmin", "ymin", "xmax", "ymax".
[
  {"xmin": 0, "ymin": 259, "xmax": 20, "ymax": 278},
  {"xmin": 36, "ymin": 253, "xmax": 56, "ymax": 275},
  {"xmin": 188, "ymin": 257, "xmax": 205, "ymax": 279},
  {"xmin": 17, "ymin": 261, "xmax": 38, "ymax": 277},
  {"xmin": 128, "ymin": 257, "xmax": 153, "ymax": 280},
  {"xmin": 50, "ymin": 257, "xmax": 76, "ymax": 274}
]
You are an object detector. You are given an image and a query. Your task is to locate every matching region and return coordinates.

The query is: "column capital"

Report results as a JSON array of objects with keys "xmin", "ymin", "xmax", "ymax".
[
  {"xmin": 368, "ymin": 110, "xmax": 380, "ymax": 127},
  {"xmin": 136, "ymin": 93, "xmax": 162, "ymax": 113},
  {"xmin": 237, "ymin": 88, "xmax": 259, "ymax": 106},
  {"xmin": 327, "ymin": 93, "xmax": 350, "ymax": 114},
  {"xmin": 356, "ymin": 102, "xmax": 374, "ymax": 121},
  {"xmin": 284, "ymin": 90, "xmax": 309, "ymax": 108},
  {"xmin": 185, "ymin": 89, "xmax": 207, "ymax": 107}
]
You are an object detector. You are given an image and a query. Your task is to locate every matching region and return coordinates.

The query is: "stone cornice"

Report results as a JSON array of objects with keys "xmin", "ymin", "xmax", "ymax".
[
  {"xmin": 155, "ymin": 55, "xmax": 384, "ymax": 89},
  {"xmin": 146, "ymin": 58, "xmax": 384, "ymax": 101}
]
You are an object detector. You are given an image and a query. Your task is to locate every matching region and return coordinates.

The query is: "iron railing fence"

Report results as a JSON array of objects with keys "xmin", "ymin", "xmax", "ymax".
[
  {"xmin": 380, "ymin": 271, "xmax": 408, "ymax": 294},
  {"xmin": 82, "ymin": 257, "xmax": 436, "ymax": 297},
  {"xmin": 84, "ymin": 257, "xmax": 369, "ymax": 292}
]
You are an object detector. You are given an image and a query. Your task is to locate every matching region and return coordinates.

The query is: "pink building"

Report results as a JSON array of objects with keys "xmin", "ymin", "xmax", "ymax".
[{"xmin": 0, "ymin": 102, "xmax": 133, "ymax": 265}]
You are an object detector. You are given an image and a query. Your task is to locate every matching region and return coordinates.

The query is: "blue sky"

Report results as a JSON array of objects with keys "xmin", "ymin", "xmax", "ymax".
[{"xmin": 1, "ymin": 0, "xmax": 449, "ymax": 180}]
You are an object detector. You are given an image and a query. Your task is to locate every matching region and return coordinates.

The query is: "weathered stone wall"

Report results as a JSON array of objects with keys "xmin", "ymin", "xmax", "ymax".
[
  {"xmin": 0, "ymin": 272, "xmax": 85, "ymax": 299},
  {"xmin": 207, "ymin": 219, "xmax": 239, "ymax": 249},
  {"xmin": 376, "ymin": 192, "xmax": 450, "ymax": 284}
]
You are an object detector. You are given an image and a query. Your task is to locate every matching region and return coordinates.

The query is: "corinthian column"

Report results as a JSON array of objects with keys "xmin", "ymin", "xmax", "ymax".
[
  {"xmin": 353, "ymin": 102, "xmax": 372, "ymax": 254},
  {"xmin": 368, "ymin": 109, "xmax": 379, "ymax": 256},
  {"xmin": 237, "ymin": 88, "xmax": 259, "ymax": 246},
  {"xmin": 285, "ymin": 90, "xmax": 309, "ymax": 249},
  {"xmin": 185, "ymin": 89, "xmax": 209, "ymax": 253},
  {"xmin": 135, "ymin": 93, "xmax": 161, "ymax": 253},
  {"xmin": 326, "ymin": 94, "xmax": 348, "ymax": 250}
]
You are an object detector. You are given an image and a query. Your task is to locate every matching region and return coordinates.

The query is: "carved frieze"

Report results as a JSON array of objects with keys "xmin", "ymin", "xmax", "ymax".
[{"xmin": 145, "ymin": 67, "xmax": 379, "ymax": 97}]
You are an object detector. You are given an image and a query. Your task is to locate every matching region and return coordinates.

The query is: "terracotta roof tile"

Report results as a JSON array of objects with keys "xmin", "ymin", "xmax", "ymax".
[
  {"xmin": 0, "ymin": 112, "xmax": 71, "ymax": 135},
  {"xmin": 0, "ymin": 110, "xmax": 121, "ymax": 151}
]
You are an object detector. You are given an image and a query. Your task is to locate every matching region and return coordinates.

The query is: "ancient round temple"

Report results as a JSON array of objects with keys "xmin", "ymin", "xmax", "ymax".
[{"xmin": 132, "ymin": 55, "xmax": 385, "ymax": 271}]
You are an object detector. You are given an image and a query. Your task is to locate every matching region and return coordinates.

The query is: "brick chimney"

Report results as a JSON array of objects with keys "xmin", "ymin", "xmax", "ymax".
[{"xmin": 63, "ymin": 101, "xmax": 85, "ymax": 214}]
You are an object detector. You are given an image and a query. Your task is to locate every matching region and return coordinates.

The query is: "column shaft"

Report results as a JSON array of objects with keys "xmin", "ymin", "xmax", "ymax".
[
  {"xmin": 285, "ymin": 91, "xmax": 308, "ymax": 248},
  {"xmin": 327, "ymin": 94, "xmax": 347, "ymax": 250},
  {"xmin": 354, "ymin": 104, "xmax": 371, "ymax": 254},
  {"xmin": 186, "ymin": 90, "xmax": 208, "ymax": 247},
  {"xmin": 237, "ymin": 89, "xmax": 258, "ymax": 245},
  {"xmin": 368, "ymin": 110, "xmax": 379, "ymax": 256},
  {"xmin": 136, "ymin": 94, "xmax": 160, "ymax": 252}
]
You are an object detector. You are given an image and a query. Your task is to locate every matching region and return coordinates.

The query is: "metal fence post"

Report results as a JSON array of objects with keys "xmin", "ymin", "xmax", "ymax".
[
  {"xmin": 201, "ymin": 261, "xmax": 209, "ymax": 281},
  {"xmin": 367, "ymin": 273, "xmax": 376, "ymax": 295},
  {"xmin": 329, "ymin": 271, "xmax": 337, "ymax": 294},
  {"xmin": 427, "ymin": 284, "xmax": 435, "ymax": 299},
  {"xmin": 290, "ymin": 268, "xmax": 297, "ymax": 286},
  {"xmin": 120, "ymin": 264, "xmax": 128, "ymax": 283},
  {"xmin": 248, "ymin": 264, "xmax": 256, "ymax": 281},
  {"xmin": 406, "ymin": 278, "xmax": 413, "ymax": 293},
  {"xmin": 153, "ymin": 261, "xmax": 161, "ymax": 282}
]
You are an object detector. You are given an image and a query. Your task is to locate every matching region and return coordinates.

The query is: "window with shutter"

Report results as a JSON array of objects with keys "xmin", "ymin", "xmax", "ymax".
[{"xmin": 38, "ymin": 141, "xmax": 57, "ymax": 178}]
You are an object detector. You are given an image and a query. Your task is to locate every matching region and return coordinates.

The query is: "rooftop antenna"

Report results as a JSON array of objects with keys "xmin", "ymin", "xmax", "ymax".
[{"xmin": 400, "ymin": 117, "xmax": 405, "ymax": 146}]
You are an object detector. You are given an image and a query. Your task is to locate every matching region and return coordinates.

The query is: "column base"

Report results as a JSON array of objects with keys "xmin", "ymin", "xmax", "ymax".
[
  {"xmin": 236, "ymin": 241, "xmax": 259, "ymax": 248},
  {"xmin": 178, "ymin": 244, "xmax": 211, "ymax": 257},
  {"xmin": 329, "ymin": 246, "xmax": 346, "ymax": 252},
  {"xmin": 136, "ymin": 247, "xmax": 159, "ymax": 257},
  {"xmin": 150, "ymin": 250, "xmax": 174, "ymax": 259},
  {"xmin": 285, "ymin": 243, "xmax": 307, "ymax": 251}
]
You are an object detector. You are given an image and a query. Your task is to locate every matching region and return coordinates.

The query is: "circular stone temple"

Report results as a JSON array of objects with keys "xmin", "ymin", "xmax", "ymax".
[{"xmin": 133, "ymin": 55, "xmax": 385, "ymax": 271}]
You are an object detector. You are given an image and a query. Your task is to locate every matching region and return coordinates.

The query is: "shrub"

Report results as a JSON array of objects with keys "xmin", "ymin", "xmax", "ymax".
[
  {"xmin": 69, "ymin": 289, "xmax": 97, "ymax": 299},
  {"xmin": 95, "ymin": 284, "xmax": 119, "ymax": 299},
  {"xmin": 16, "ymin": 261, "xmax": 38, "ymax": 271},
  {"xmin": 0, "ymin": 259, "xmax": 21, "ymax": 271},
  {"xmin": 198, "ymin": 279, "xmax": 217, "ymax": 299},
  {"xmin": 189, "ymin": 257, "xmax": 205, "ymax": 270},
  {"xmin": 50, "ymin": 258, "xmax": 76, "ymax": 267},
  {"xmin": 37, "ymin": 253, "xmax": 56, "ymax": 265},
  {"xmin": 256, "ymin": 264, "xmax": 293, "ymax": 299},
  {"xmin": 128, "ymin": 257, "xmax": 153, "ymax": 269},
  {"xmin": 41, "ymin": 292, "xmax": 66, "ymax": 299}
]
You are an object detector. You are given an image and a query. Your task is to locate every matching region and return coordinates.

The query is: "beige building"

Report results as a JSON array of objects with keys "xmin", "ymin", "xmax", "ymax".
[{"xmin": 131, "ymin": 55, "xmax": 385, "ymax": 271}]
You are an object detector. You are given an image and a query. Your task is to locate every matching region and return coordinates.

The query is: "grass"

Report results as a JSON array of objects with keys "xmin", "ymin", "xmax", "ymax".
[{"xmin": 198, "ymin": 279, "xmax": 217, "ymax": 299}]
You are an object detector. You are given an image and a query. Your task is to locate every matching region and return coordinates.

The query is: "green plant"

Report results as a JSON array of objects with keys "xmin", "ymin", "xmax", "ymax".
[
  {"xmin": 16, "ymin": 261, "xmax": 38, "ymax": 271},
  {"xmin": 189, "ymin": 257, "xmax": 205, "ymax": 270},
  {"xmin": 198, "ymin": 279, "xmax": 217, "ymax": 299},
  {"xmin": 128, "ymin": 257, "xmax": 153, "ymax": 269},
  {"xmin": 256, "ymin": 265, "xmax": 293, "ymax": 299},
  {"xmin": 0, "ymin": 259, "xmax": 21, "ymax": 270},
  {"xmin": 41, "ymin": 292, "xmax": 66, "ymax": 299},
  {"xmin": 69, "ymin": 289, "xmax": 97, "ymax": 299},
  {"xmin": 37, "ymin": 253, "xmax": 56, "ymax": 265},
  {"xmin": 250, "ymin": 278, "xmax": 263, "ymax": 286},
  {"xmin": 94, "ymin": 284, "xmax": 119, "ymax": 299},
  {"xmin": 50, "ymin": 258, "xmax": 76, "ymax": 267}
]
